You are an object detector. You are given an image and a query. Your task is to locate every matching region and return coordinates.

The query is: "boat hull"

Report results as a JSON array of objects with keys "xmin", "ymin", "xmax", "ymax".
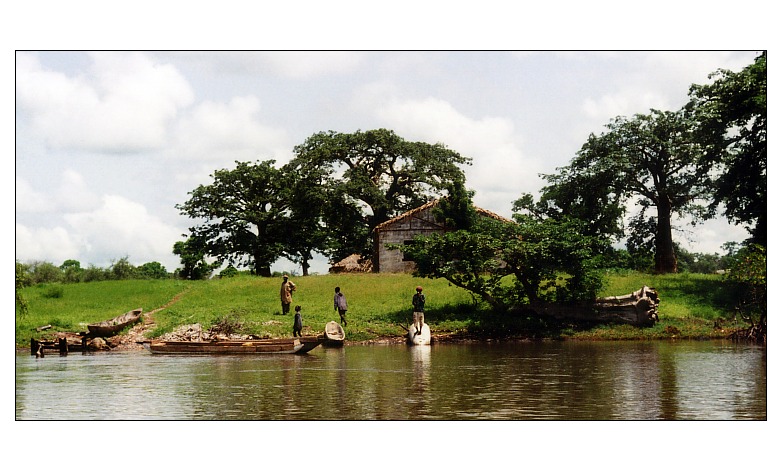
[
  {"xmin": 324, "ymin": 321, "xmax": 345, "ymax": 347},
  {"xmin": 87, "ymin": 308, "xmax": 143, "ymax": 337},
  {"xmin": 407, "ymin": 323, "xmax": 431, "ymax": 345},
  {"xmin": 142, "ymin": 336, "xmax": 323, "ymax": 355}
]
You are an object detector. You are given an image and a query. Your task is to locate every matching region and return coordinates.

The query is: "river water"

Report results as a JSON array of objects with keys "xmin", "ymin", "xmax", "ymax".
[{"xmin": 15, "ymin": 340, "xmax": 766, "ymax": 420}]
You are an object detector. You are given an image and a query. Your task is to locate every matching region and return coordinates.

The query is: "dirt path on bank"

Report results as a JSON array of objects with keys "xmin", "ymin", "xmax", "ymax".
[{"xmin": 111, "ymin": 289, "xmax": 189, "ymax": 351}]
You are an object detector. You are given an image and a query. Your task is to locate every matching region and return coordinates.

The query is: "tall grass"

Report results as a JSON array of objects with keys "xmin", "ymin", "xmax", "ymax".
[{"xmin": 17, "ymin": 271, "xmax": 741, "ymax": 346}]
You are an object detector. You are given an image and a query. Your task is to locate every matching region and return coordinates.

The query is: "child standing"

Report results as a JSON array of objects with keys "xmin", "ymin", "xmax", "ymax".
[{"xmin": 293, "ymin": 305, "xmax": 303, "ymax": 337}]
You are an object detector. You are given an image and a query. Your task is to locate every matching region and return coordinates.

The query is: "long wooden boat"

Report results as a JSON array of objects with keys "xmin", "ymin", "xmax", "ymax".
[
  {"xmin": 407, "ymin": 323, "xmax": 431, "ymax": 345},
  {"xmin": 141, "ymin": 336, "xmax": 323, "ymax": 355},
  {"xmin": 87, "ymin": 308, "xmax": 143, "ymax": 337},
  {"xmin": 324, "ymin": 321, "xmax": 345, "ymax": 347}
]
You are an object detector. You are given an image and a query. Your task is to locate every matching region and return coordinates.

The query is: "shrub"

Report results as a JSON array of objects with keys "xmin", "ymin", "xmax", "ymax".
[{"xmin": 42, "ymin": 284, "xmax": 65, "ymax": 299}]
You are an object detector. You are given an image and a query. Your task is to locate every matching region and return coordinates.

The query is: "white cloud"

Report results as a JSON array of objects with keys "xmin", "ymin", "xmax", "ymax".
[
  {"xmin": 16, "ymin": 51, "xmax": 194, "ymax": 152},
  {"xmin": 254, "ymin": 51, "xmax": 365, "ymax": 79},
  {"xmin": 16, "ymin": 170, "xmax": 101, "ymax": 214},
  {"xmin": 15, "ymin": 177, "xmax": 49, "ymax": 213},
  {"xmin": 61, "ymin": 195, "xmax": 184, "ymax": 269},
  {"xmin": 368, "ymin": 95, "xmax": 539, "ymax": 216},
  {"xmin": 16, "ymin": 223, "xmax": 81, "ymax": 263},
  {"xmin": 168, "ymin": 96, "xmax": 295, "ymax": 189},
  {"xmin": 171, "ymin": 96, "xmax": 292, "ymax": 163}
]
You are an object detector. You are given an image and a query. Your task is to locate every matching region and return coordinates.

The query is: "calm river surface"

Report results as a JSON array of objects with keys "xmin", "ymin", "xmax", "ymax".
[{"xmin": 16, "ymin": 340, "xmax": 766, "ymax": 420}]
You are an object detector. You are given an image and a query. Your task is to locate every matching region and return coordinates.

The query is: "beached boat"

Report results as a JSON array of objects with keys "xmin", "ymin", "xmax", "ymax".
[
  {"xmin": 407, "ymin": 323, "xmax": 431, "ymax": 345},
  {"xmin": 87, "ymin": 308, "xmax": 143, "ymax": 337},
  {"xmin": 141, "ymin": 336, "xmax": 323, "ymax": 355},
  {"xmin": 324, "ymin": 321, "xmax": 345, "ymax": 347}
]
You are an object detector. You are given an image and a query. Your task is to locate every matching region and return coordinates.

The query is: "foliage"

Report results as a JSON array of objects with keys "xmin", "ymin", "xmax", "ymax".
[
  {"xmin": 399, "ymin": 212, "xmax": 608, "ymax": 313},
  {"xmin": 16, "ymin": 262, "xmax": 30, "ymax": 318},
  {"xmin": 29, "ymin": 261, "xmax": 63, "ymax": 284},
  {"xmin": 110, "ymin": 256, "xmax": 136, "ymax": 280},
  {"xmin": 687, "ymin": 52, "xmax": 767, "ymax": 246},
  {"xmin": 173, "ymin": 236, "xmax": 220, "ymax": 280},
  {"xmin": 176, "ymin": 160, "xmax": 291, "ymax": 276},
  {"xmin": 219, "ymin": 266, "xmax": 240, "ymax": 278},
  {"xmin": 547, "ymin": 109, "xmax": 709, "ymax": 274},
  {"xmin": 291, "ymin": 128, "xmax": 472, "ymax": 239},
  {"xmin": 432, "ymin": 180, "xmax": 478, "ymax": 230},
  {"xmin": 137, "ymin": 261, "xmax": 170, "ymax": 279},
  {"xmin": 60, "ymin": 259, "xmax": 84, "ymax": 283},
  {"xmin": 277, "ymin": 160, "xmax": 332, "ymax": 274},
  {"xmin": 724, "ymin": 244, "xmax": 766, "ymax": 341},
  {"xmin": 41, "ymin": 284, "xmax": 65, "ymax": 298}
]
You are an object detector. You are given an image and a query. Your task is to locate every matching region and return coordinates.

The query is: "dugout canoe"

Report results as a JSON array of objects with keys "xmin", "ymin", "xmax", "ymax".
[
  {"xmin": 324, "ymin": 321, "xmax": 345, "ymax": 347},
  {"xmin": 87, "ymin": 308, "xmax": 143, "ymax": 337},
  {"xmin": 407, "ymin": 323, "xmax": 431, "ymax": 345},
  {"xmin": 141, "ymin": 336, "xmax": 323, "ymax": 355}
]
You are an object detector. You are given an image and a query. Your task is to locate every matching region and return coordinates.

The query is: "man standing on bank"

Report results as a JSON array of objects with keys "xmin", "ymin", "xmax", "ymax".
[
  {"xmin": 334, "ymin": 287, "xmax": 348, "ymax": 326},
  {"xmin": 412, "ymin": 286, "xmax": 425, "ymax": 336},
  {"xmin": 280, "ymin": 275, "xmax": 296, "ymax": 315}
]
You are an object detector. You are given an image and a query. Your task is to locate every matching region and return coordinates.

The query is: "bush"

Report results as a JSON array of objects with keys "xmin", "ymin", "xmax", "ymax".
[
  {"xmin": 138, "ymin": 261, "xmax": 170, "ymax": 279},
  {"xmin": 42, "ymin": 284, "xmax": 65, "ymax": 299},
  {"xmin": 30, "ymin": 261, "xmax": 63, "ymax": 284},
  {"xmin": 220, "ymin": 266, "xmax": 239, "ymax": 278}
]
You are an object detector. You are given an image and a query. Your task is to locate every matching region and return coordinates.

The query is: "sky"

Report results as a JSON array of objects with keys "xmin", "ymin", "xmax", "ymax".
[{"xmin": 15, "ymin": 50, "xmax": 761, "ymax": 273}]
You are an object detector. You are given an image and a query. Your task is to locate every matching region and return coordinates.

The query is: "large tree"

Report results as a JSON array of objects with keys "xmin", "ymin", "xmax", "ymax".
[
  {"xmin": 176, "ymin": 160, "xmax": 289, "ymax": 276},
  {"xmin": 290, "ymin": 129, "xmax": 472, "ymax": 238},
  {"xmin": 545, "ymin": 109, "xmax": 709, "ymax": 273},
  {"xmin": 687, "ymin": 52, "xmax": 766, "ymax": 246}
]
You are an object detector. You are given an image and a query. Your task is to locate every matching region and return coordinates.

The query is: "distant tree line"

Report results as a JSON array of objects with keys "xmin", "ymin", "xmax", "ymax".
[{"xmin": 15, "ymin": 257, "xmax": 172, "ymax": 286}]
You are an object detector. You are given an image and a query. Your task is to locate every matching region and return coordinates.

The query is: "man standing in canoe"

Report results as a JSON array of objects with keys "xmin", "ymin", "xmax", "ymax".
[
  {"xmin": 412, "ymin": 286, "xmax": 425, "ymax": 335},
  {"xmin": 280, "ymin": 275, "xmax": 296, "ymax": 315}
]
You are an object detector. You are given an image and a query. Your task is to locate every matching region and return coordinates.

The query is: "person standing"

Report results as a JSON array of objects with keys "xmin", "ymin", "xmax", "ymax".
[
  {"xmin": 412, "ymin": 286, "xmax": 425, "ymax": 335},
  {"xmin": 293, "ymin": 305, "xmax": 303, "ymax": 337},
  {"xmin": 334, "ymin": 287, "xmax": 348, "ymax": 326},
  {"xmin": 280, "ymin": 275, "xmax": 296, "ymax": 315}
]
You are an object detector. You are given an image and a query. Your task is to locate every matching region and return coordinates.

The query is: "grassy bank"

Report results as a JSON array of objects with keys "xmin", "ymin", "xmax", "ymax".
[{"xmin": 16, "ymin": 271, "xmax": 744, "ymax": 347}]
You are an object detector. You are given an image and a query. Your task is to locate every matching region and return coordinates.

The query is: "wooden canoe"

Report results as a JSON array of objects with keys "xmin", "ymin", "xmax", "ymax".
[
  {"xmin": 407, "ymin": 323, "xmax": 431, "ymax": 345},
  {"xmin": 87, "ymin": 308, "xmax": 143, "ymax": 337},
  {"xmin": 141, "ymin": 336, "xmax": 323, "ymax": 355},
  {"xmin": 324, "ymin": 321, "xmax": 345, "ymax": 347}
]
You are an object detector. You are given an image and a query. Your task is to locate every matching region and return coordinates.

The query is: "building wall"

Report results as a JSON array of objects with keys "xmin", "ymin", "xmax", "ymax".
[{"xmin": 374, "ymin": 206, "xmax": 445, "ymax": 273}]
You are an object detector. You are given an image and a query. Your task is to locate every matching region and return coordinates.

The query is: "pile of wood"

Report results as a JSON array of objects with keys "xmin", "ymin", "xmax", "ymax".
[{"xmin": 329, "ymin": 254, "xmax": 373, "ymax": 273}]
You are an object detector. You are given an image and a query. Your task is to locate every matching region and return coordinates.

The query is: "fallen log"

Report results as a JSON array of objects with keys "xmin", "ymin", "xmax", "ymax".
[{"xmin": 541, "ymin": 286, "xmax": 660, "ymax": 327}]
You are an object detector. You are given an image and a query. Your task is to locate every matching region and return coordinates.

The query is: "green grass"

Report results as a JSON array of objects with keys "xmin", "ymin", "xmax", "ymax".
[{"xmin": 16, "ymin": 272, "xmax": 746, "ymax": 347}]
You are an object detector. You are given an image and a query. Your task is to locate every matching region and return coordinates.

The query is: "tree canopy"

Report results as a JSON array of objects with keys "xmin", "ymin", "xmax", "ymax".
[
  {"xmin": 536, "ymin": 109, "xmax": 710, "ymax": 273},
  {"xmin": 176, "ymin": 160, "xmax": 289, "ymax": 276},
  {"xmin": 290, "ymin": 128, "xmax": 472, "ymax": 232},
  {"xmin": 687, "ymin": 51, "xmax": 766, "ymax": 246}
]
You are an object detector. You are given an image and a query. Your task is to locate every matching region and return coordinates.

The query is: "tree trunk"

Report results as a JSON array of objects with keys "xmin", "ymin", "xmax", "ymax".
[{"xmin": 654, "ymin": 195, "xmax": 678, "ymax": 273}]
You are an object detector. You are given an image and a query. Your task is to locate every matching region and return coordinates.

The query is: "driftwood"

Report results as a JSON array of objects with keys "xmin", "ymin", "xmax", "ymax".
[{"xmin": 542, "ymin": 286, "xmax": 660, "ymax": 327}]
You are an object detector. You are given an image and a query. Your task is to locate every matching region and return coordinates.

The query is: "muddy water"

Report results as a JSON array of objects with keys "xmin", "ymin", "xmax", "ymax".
[{"xmin": 15, "ymin": 340, "xmax": 765, "ymax": 420}]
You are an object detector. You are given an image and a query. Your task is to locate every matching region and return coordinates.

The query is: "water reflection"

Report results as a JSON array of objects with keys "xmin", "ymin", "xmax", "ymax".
[{"xmin": 16, "ymin": 340, "xmax": 765, "ymax": 420}]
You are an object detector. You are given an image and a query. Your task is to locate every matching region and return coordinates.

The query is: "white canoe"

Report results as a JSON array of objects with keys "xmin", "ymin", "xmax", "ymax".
[{"xmin": 407, "ymin": 323, "xmax": 431, "ymax": 345}]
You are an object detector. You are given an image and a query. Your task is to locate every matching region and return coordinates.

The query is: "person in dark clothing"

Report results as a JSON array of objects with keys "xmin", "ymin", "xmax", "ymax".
[
  {"xmin": 293, "ymin": 305, "xmax": 303, "ymax": 337},
  {"xmin": 334, "ymin": 287, "xmax": 348, "ymax": 326},
  {"xmin": 412, "ymin": 286, "xmax": 425, "ymax": 335}
]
